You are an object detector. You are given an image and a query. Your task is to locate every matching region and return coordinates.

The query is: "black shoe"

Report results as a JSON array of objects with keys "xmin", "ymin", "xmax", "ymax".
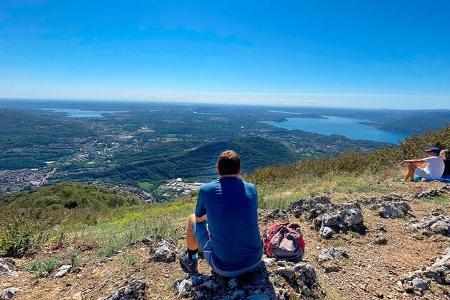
[{"xmin": 179, "ymin": 249, "xmax": 198, "ymax": 274}]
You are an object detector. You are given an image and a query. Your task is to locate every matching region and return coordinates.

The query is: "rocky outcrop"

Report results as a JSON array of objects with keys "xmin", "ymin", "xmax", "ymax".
[
  {"xmin": 313, "ymin": 204, "xmax": 365, "ymax": 239},
  {"xmin": 174, "ymin": 260, "xmax": 323, "ymax": 299},
  {"xmin": 376, "ymin": 201, "xmax": 411, "ymax": 218},
  {"xmin": 99, "ymin": 280, "xmax": 148, "ymax": 300},
  {"xmin": 0, "ymin": 258, "xmax": 17, "ymax": 277},
  {"xmin": 289, "ymin": 196, "xmax": 332, "ymax": 220},
  {"xmin": 289, "ymin": 196, "xmax": 365, "ymax": 239},
  {"xmin": 359, "ymin": 194, "xmax": 412, "ymax": 218},
  {"xmin": 400, "ymin": 247, "xmax": 450, "ymax": 295},
  {"xmin": 415, "ymin": 185, "xmax": 450, "ymax": 199},
  {"xmin": 409, "ymin": 215, "xmax": 450, "ymax": 236}
]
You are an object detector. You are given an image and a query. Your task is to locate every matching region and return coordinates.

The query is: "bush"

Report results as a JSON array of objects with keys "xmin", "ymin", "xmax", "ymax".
[
  {"xmin": 25, "ymin": 258, "xmax": 60, "ymax": 275},
  {"xmin": 0, "ymin": 222, "xmax": 32, "ymax": 258}
]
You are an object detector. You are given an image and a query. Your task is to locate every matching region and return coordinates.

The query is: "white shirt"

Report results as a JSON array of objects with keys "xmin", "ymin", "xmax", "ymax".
[{"xmin": 423, "ymin": 156, "xmax": 445, "ymax": 179}]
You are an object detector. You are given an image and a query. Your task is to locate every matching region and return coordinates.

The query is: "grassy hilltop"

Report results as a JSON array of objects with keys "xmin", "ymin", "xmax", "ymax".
[{"xmin": 1, "ymin": 126, "xmax": 450, "ymax": 299}]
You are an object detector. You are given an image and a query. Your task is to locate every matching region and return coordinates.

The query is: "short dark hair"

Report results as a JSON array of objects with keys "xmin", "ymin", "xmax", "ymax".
[{"xmin": 217, "ymin": 150, "xmax": 240, "ymax": 175}]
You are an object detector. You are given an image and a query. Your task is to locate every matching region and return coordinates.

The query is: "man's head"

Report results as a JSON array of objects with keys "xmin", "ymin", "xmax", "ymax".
[
  {"xmin": 425, "ymin": 147, "xmax": 440, "ymax": 157},
  {"xmin": 217, "ymin": 150, "xmax": 240, "ymax": 176}
]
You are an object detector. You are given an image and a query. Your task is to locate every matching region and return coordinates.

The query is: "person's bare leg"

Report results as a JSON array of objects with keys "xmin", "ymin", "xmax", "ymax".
[
  {"xmin": 404, "ymin": 163, "xmax": 416, "ymax": 181},
  {"xmin": 186, "ymin": 214, "xmax": 198, "ymax": 251}
]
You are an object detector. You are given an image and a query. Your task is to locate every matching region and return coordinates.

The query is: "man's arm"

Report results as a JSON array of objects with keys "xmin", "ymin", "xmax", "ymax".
[
  {"xmin": 195, "ymin": 188, "xmax": 207, "ymax": 223},
  {"xmin": 401, "ymin": 158, "xmax": 426, "ymax": 164}
]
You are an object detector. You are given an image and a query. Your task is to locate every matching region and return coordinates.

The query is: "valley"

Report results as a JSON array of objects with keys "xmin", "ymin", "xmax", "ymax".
[{"xmin": 0, "ymin": 100, "xmax": 407, "ymax": 201}]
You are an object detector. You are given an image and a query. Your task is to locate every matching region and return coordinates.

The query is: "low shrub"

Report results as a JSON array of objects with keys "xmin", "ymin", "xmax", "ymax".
[{"xmin": 25, "ymin": 257, "xmax": 60, "ymax": 275}]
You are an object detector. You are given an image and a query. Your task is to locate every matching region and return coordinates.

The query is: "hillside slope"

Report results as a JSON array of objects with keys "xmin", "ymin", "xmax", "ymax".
[
  {"xmin": 1, "ymin": 127, "xmax": 450, "ymax": 299},
  {"xmin": 99, "ymin": 136, "xmax": 298, "ymax": 183}
]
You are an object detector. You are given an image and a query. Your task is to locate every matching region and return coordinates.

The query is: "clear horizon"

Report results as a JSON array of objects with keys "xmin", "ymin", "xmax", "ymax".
[{"xmin": 1, "ymin": 1, "xmax": 450, "ymax": 109}]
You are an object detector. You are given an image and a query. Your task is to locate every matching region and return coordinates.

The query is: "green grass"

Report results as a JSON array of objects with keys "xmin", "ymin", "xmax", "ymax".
[
  {"xmin": 58, "ymin": 199, "xmax": 194, "ymax": 260},
  {"xmin": 424, "ymin": 194, "xmax": 450, "ymax": 206}
]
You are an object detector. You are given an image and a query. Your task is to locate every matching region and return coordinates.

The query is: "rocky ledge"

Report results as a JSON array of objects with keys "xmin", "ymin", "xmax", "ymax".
[
  {"xmin": 409, "ymin": 214, "xmax": 450, "ymax": 237},
  {"xmin": 288, "ymin": 196, "xmax": 366, "ymax": 239},
  {"xmin": 174, "ymin": 259, "xmax": 324, "ymax": 300}
]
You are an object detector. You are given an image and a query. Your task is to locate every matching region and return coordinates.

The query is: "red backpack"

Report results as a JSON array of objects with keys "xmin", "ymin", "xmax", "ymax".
[{"xmin": 263, "ymin": 222, "xmax": 305, "ymax": 261}]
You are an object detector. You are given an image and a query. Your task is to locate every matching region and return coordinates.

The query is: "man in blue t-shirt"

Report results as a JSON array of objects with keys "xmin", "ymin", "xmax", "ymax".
[{"xmin": 179, "ymin": 150, "xmax": 263, "ymax": 277}]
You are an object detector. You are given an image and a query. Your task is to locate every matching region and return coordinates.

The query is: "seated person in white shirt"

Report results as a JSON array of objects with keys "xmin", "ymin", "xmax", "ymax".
[{"xmin": 402, "ymin": 147, "xmax": 445, "ymax": 181}]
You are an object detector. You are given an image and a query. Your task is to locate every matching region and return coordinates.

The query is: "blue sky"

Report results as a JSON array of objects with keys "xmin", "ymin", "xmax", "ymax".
[{"xmin": 1, "ymin": 0, "xmax": 450, "ymax": 109}]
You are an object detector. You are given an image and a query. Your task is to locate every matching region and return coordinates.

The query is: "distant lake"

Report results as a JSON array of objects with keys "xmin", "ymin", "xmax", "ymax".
[
  {"xmin": 41, "ymin": 108, "xmax": 125, "ymax": 118},
  {"xmin": 266, "ymin": 116, "xmax": 406, "ymax": 144}
]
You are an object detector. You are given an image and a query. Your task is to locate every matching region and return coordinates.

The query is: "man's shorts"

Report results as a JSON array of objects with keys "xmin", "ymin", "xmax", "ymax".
[
  {"xmin": 414, "ymin": 167, "xmax": 434, "ymax": 181},
  {"xmin": 192, "ymin": 221, "xmax": 261, "ymax": 277}
]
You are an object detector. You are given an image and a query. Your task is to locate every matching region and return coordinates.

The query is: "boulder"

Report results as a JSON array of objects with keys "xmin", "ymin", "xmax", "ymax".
[
  {"xmin": 289, "ymin": 196, "xmax": 365, "ymax": 239},
  {"xmin": 377, "ymin": 201, "xmax": 411, "ymax": 218},
  {"xmin": 341, "ymin": 208, "xmax": 364, "ymax": 228},
  {"xmin": 99, "ymin": 280, "xmax": 147, "ymax": 300},
  {"xmin": 314, "ymin": 206, "xmax": 365, "ymax": 238}
]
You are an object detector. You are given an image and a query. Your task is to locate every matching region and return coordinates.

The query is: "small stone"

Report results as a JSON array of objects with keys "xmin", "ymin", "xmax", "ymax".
[
  {"xmin": 411, "ymin": 277, "xmax": 428, "ymax": 291},
  {"xmin": 0, "ymin": 288, "xmax": 21, "ymax": 300},
  {"xmin": 150, "ymin": 241, "xmax": 177, "ymax": 263},
  {"xmin": 0, "ymin": 259, "xmax": 17, "ymax": 277},
  {"xmin": 318, "ymin": 247, "xmax": 349, "ymax": 262},
  {"xmin": 373, "ymin": 237, "xmax": 387, "ymax": 245},
  {"xmin": 262, "ymin": 257, "xmax": 276, "ymax": 267},
  {"xmin": 228, "ymin": 278, "xmax": 238, "ymax": 289},
  {"xmin": 319, "ymin": 226, "xmax": 335, "ymax": 239},
  {"xmin": 177, "ymin": 278, "xmax": 193, "ymax": 297},
  {"xmin": 54, "ymin": 264, "xmax": 72, "ymax": 278},
  {"xmin": 324, "ymin": 264, "xmax": 341, "ymax": 273},
  {"xmin": 72, "ymin": 291, "xmax": 83, "ymax": 300}
]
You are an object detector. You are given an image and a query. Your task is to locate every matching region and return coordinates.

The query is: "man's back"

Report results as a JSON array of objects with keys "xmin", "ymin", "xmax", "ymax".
[{"xmin": 195, "ymin": 177, "xmax": 262, "ymax": 272}]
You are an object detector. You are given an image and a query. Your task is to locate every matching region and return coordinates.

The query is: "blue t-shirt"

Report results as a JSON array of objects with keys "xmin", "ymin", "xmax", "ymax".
[{"xmin": 195, "ymin": 177, "xmax": 263, "ymax": 272}]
